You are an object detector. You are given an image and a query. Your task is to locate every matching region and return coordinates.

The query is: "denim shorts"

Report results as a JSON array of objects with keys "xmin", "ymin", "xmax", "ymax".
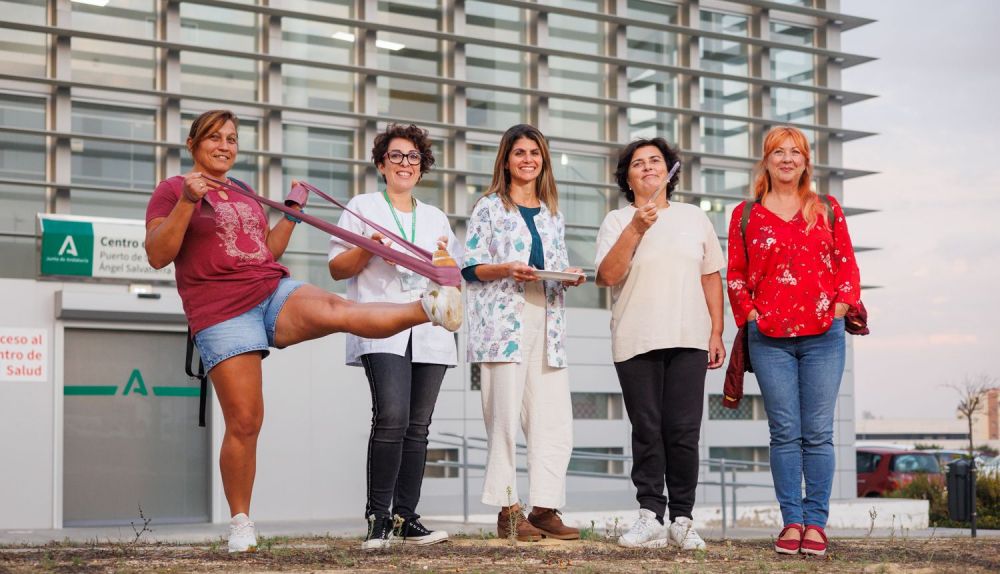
[{"xmin": 194, "ymin": 277, "xmax": 305, "ymax": 372}]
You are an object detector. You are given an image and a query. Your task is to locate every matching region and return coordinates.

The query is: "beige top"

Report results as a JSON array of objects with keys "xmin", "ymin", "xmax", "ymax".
[{"xmin": 595, "ymin": 202, "xmax": 725, "ymax": 362}]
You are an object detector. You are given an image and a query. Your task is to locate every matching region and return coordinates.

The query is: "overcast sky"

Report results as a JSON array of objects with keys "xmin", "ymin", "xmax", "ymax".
[{"xmin": 839, "ymin": 0, "xmax": 1000, "ymax": 419}]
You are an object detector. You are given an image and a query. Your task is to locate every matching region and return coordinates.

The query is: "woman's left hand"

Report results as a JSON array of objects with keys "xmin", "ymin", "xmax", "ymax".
[
  {"xmin": 562, "ymin": 267, "xmax": 587, "ymax": 287},
  {"xmin": 707, "ymin": 333, "xmax": 726, "ymax": 369},
  {"xmin": 834, "ymin": 302, "xmax": 850, "ymax": 318}
]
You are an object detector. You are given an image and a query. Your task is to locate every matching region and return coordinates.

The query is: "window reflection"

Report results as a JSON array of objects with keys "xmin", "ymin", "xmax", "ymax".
[
  {"xmin": 180, "ymin": 4, "xmax": 258, "ymax": 101},
  {"xmin": 700, "ymin": 11, "xmax": 750, "ymax": 156},
  {"xmin": 282, "ymin": 18, "xmax": 355, "ymax": 112},
  {"xmin": 71, "ymin": 103, "xmax": 155, "ymax": 192}
]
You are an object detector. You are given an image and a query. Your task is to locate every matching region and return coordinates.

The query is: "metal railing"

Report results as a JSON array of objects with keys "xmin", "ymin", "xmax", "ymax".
[{"xmin": 427, "ymin": 432, "xmax": 773, "ymax": 539}]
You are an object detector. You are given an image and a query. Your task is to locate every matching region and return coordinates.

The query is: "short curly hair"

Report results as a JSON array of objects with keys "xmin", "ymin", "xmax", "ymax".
[
  {"xmin": 371, "ymin": 123, "xmax": 435, "ymax": 183},
  {"xmin": 614, "ymin": 137, "xmax": 681, "ymax": 204}
]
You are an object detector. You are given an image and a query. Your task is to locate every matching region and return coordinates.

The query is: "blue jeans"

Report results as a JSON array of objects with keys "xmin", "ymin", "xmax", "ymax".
[{"xmin": 748, "ymin": 318, "xmax": 845, "ymax": 528}]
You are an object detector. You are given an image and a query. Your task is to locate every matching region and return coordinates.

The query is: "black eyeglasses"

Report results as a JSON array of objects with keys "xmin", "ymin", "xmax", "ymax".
[{"xmin": 385, "ymin": 150, "xmax": 422, "ymax": 165}]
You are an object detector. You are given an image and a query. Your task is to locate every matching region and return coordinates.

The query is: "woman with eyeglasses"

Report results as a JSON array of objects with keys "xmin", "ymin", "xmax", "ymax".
[
  {"xmin": 328, "ymin": 123, "xmax": 462, "ymax": 549},
  {"xmin": 462, "ymin": 124, "xmax": 586, "ymax": 542}
]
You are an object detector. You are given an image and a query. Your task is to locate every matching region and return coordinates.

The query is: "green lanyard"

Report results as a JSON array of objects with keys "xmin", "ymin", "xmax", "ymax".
[{"xmin": 382, "ymin": 190, "xmax": 416, "ymax": 243}]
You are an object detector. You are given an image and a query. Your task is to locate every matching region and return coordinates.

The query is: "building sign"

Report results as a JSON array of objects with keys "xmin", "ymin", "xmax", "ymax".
[
  {"xmin": 0, "ymin": 328, "xmax": 47, "ymax": 382},
  {"xmin": 38, "ymin": 214, "xmax": 174, "ymax": 281}
]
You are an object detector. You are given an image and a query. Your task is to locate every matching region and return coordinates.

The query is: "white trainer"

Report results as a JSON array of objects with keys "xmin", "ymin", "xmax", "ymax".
[
  {"xmin": 228, "ymin": 513, "xmax": 258, "ymax": 553},
  {"xmin": 618, "ymin": 508, "xmax": 669, "ymax": 548},
  {"xmin": 668, "ymin": 516, "xmax": 706, "ymax": 550},
  {"xmin": 420, "ymin": 282, "xmax": 463, "ymax": 332}
]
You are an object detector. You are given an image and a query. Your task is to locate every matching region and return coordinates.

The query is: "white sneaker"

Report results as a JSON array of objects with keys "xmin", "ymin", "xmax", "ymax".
[
  {"xmin": 618, "ymin": 508, "xmax": 669, "ymax": 548},
  {"xmin": 668, "ymin": 516, "xmax": 706, "ymax": 550},
  {"xmin": 228, "ymin": 513, "xmax": 258, "ymax": 553},
  {"xmin": 420, "ymin": 283, "xmax": 463, "ymax": 332}
]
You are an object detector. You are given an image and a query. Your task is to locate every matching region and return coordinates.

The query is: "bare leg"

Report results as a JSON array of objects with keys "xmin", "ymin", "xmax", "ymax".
[
  {"xmin": 273, "ymin": 284, "xmax": 428, "ymax": 348},
  {"xmin": 210, "ymin": 352, "xmax": 265, "ymax": 517}
]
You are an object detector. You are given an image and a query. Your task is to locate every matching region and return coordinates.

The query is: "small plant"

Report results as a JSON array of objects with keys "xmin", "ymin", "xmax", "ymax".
[
  {"xmin": 578, "ymin": 520, "xmax": 597, "ymax": 541},
  {"xmin": 129, "ymin": 504, "xmax": 153, "ymax": 546},
  {"xmin": 505, "ymin": 485, "xmax": 517, "ymax": 545},
  {"xmin": 866, "ymin": 507, "xmax": 878, "ymax": 538}
]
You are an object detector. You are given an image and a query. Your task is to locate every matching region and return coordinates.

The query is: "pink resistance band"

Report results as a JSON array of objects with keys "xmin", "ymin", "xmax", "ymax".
[{"xmin": 202, "ymin": 176, "xmax": 462, "ymax": 287}]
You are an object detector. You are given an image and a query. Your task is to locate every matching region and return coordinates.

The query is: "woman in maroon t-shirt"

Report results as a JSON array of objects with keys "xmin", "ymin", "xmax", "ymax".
[
  {"xmin": 726, "ymin": 126, "xmax": 861, "ymax": 557},
  {"xmin": 144, "ymin": 110, "xmax": 462, "ymax": 553}
]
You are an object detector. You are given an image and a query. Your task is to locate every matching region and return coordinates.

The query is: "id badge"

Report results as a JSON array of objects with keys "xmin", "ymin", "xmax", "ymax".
[{"xmin": 398, "ymin": 268, "xmax": 426, "ymax": 292}]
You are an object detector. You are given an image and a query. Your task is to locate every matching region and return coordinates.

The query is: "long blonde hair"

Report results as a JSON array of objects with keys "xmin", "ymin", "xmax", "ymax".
[
  {"xmin": 753, "ymin": 126, "xmax": 827, "ymax": 231},
  {"xmin": 485, "ymin": 124, "xmax": 559, "ymax": 213}
]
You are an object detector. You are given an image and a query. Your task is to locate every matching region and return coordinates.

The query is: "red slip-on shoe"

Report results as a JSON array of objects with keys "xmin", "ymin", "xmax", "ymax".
[
  {"xmin": 774, "ymin": 523, "xmax": 803, "ymax": 555},
  {"xmin": 800, "ymin": 525, "xmax": 828, "ymax": 556}
]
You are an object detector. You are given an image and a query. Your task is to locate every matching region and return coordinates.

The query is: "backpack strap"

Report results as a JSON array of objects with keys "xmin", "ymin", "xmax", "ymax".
[
  {"xmin": 184, "ymin": 328, "xmax": 208, "ymax": 428},
  {"xmin": 739, "ymin": 200, "xmax": 756, "ymax": 260}
]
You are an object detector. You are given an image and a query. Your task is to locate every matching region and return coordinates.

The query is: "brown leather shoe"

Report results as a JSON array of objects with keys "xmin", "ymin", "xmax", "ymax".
[
  {"xmin": 529, "ymin": 507, "xmax": 580, "ymax": 540},
  {"xmin": 497, "ymin": 504, "xmax": 543, "ymax": 542}
]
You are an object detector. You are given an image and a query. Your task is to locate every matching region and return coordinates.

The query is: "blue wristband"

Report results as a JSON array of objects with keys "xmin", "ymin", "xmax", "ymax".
[{"xmin": 284, "ymin": 209, "xmax": 303, "ymax": 224}]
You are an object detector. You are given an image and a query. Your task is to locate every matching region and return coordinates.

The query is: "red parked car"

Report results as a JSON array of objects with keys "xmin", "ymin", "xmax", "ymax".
[{"xmin": 856, "ymin": 448, "xmax": 943, "ymax": 497}]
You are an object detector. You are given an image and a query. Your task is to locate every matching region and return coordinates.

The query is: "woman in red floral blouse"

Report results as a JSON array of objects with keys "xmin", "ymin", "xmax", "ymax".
[{"xmin": 726, "ymin": 126, "xmax": 861, "ymax": 557}]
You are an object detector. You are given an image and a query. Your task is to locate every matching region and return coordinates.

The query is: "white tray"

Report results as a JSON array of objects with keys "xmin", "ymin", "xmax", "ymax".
[{"xmin": 534, "ymin": 270, "xmax": 585, "ymax": 281}]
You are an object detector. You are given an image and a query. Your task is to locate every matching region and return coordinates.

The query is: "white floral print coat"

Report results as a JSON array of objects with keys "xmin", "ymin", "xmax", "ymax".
[{"xmin": 463, "ymin": 194, "xmax": 570, "ymax": 368}]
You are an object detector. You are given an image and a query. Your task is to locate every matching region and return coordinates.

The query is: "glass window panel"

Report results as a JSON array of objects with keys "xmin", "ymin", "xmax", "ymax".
[
  {"xmin": 701, "ymin": 168, "xmax": 750, "ymax": 199},
  {"xmin": 626, "ymin": 1, "xmax": 679, "ymax": 140},
  {"xmin": 71, "ymin": 189, "xmax": 149, "ymax": 220},
  {"xmin": 548, "ymin": 2, "xmax": 603, "ymax": 56},
  {"xmin": 0, "ymin": 0, "xmax": 47, "ymax": 77},
  {"xmin": 548, "ymin": 98, "xmax": 604, "ymax": 141},
  {"xmin": 0, "ymin": 0, "xmax": 44, "ymax": 25},
  {"xmin": 0, "ymin": 94, "xmax": 46, "ymax": 277},
  {"xmin": 282, "ymin": 252, "xmax": 345, "ymax": 294},
  {"xmin": 571, "ymin": 392, "xmax": 623, "ymax": 420},
  {"xmin": 376, "ymin": 12, "xmax": 442, "ymax": 122},
  {"xmin": 377, "ymin": 0, "xmax": 440, "ymax": 31},
  {"xmin": 550, "ymin": 151, "xmax": 607, "ymax": 227},
  {"xmin": 772, "ymin": 49, "xmax": 815, "ymax": 85},
  {"xmin": 674, "ymin": 194, "xmax": 731, "ymax": 238},
  {"xmin": 700, "ymin": 11, "xmax": 749, "ymax": 156},
  {"xmin": 282, "ymin": 124, "xmax": 354, "ymax": 265},
  {"xmin": 771, "ymin": 22, "xmax": 815, "ymax": 47},
  {"xmin": 180, "ymin": 52, "xmax": 257, "ymax": 101},
  {"xmin": 424, "ymin": 448, "xmax": 459, "ymax": 478},
  {"xmin": 72, "ymin": 0, "xmax": 155, "ymax": 39},
  {"xmin": 466, "ymin": 44, "xmax": 526, "ymax": 129},
  {"xmin": 0, "ymin": 94, "xmax": 46, "ymax": 183},
  {"xmin": 283, "ymin": 0, "xmax": 352, "ymax": 17},
  {"xmin": 282, "ymin": 18, "xmax": 355, "ymax": 112},
  {"xmin": 72, "ymin": 38, "xmax": 155, "ymax": 90},
  {"xmin": 772, "ymin": 87, "xmax": 815, "ymax": 124},
  {"xmin": 71, "ymin": 103, "xmax": 155, "ymax": 191},
  {"xmin": 466, "ymin": 0, "xmax": 525, "ymax": 41},
  {"xmin": 568, "ymin": 447, "xmax": 624, "ymax": 475},
  {"xmin": 180, "ymin": 4, "xmax": 258, "ymax": 101}
]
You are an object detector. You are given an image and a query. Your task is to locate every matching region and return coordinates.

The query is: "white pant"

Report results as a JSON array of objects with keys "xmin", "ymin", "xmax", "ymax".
[{"xmin": 480, "ymin": 281, "xmax": 573, "ymax": 509}]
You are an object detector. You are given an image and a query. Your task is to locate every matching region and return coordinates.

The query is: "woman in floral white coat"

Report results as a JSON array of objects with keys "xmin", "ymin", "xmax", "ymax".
[{"xmin": 462, "ymin": 124, "xmax": 586, "ymax": 542}]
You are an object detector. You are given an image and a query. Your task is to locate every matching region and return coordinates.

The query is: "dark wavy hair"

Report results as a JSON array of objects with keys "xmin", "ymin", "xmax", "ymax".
[
  {"xmin": 614, "ymin": 137, "xmax": 681, "ymax": 204},
  {"xmin": 371, "ymin": 123, "xmax": 435, "ymax": 183}
]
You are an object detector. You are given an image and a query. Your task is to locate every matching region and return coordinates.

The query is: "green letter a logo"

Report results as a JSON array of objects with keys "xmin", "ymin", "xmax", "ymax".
[
  {"xmin": 123, "ymin": 369, "xmax": 148, "ymax": 396},
  {"xmin": 58, "ymin": 235, "xmax": 78, "ymax": 256}
]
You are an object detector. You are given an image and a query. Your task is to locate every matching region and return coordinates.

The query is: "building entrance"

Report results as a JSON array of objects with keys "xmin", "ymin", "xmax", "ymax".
[{"xmin": 63, "ymin": 328, "xmax": 210, "ymax": 526}]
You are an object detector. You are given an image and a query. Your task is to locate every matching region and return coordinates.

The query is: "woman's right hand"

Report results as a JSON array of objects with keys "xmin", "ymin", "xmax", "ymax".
[
  {"xmin": 629, "ymin": 202, "xmax": 658, "ymax": 235},
  {"xmin": 370, "ymin": 232, "xmax": 396, "ymax": 266},
  {"xmin": 181, "ymin": 171, "xmax": 213, "ymax": 204},
  {"xmin": 507, "ymin": 262, "xmax": 538, "ymax": 282},
  {"xmin": 747, "ymin": 309, "xmax": 758, "ymax": 322}
]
